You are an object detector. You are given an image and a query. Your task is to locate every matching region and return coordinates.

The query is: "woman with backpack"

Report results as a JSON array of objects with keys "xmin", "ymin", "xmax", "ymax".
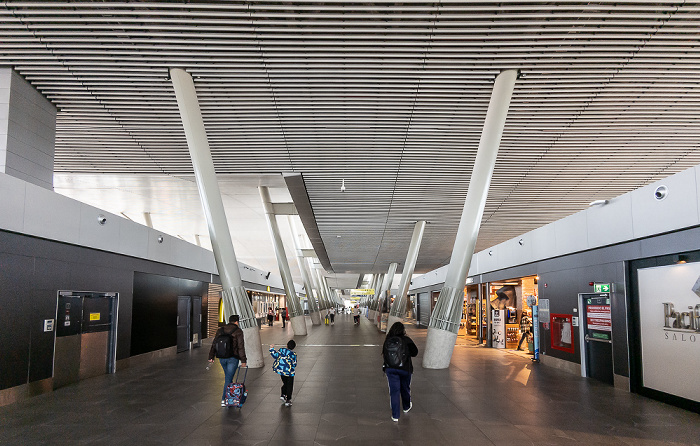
[{"xmin": 382, "ymin": 321, "xmax": 418, "ymax": 422}]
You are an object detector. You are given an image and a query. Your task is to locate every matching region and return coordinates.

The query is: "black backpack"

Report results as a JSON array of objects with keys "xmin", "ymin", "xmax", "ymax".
[
  {"xmin": 384, "ymin": 336, "xmax": 407, "ymax": 368},
  {"xmin": 214, "ymin": 328, "xmax": 236, "ymax": 358}
]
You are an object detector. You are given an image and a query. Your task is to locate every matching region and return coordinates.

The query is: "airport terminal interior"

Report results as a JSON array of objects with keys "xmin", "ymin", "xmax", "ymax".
[
  {"xmin": 2, "ymin": 316, "xmax": 699, "ymax": 446},
  {"xmin": 2, "ymin": 2, "xmax": 700, "ymax": 445}
]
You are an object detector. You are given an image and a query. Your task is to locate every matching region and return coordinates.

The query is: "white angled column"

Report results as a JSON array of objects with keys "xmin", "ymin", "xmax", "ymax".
[
  {"xmin": 423, "ymin": 69, "xmax": 518, "ymax": 369},
  {"xmin": 259, "ymin": 186, "xmax": 307, "ymax": 336},
  {"xmin": 288, "ymin": 216, "xmax": 322, "ymax": 325},
  {"xmin": 170, "ymin": 68, "xmax": 264, "ymax": 367},
  {"xmin": 375, "ymin": 263, "xmax": 398, "ymax": 329},
  {"xmin": 388, "ymin": 220, "xmax": 426, "ymax": 328}
]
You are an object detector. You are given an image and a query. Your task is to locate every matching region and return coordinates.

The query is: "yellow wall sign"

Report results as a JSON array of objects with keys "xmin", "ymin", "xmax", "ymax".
[
  {"xmin": 350, "ymin": 289, "xmax": 374, "ymax": 296},
  {"xmin": 89, "ymin": 313, "xmax": 101, "ymax": 321}
]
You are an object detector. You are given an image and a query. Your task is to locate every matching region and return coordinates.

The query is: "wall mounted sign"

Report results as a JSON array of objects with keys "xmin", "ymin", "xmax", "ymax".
[{"xmin": 638, "ymin": 263, "xmax": 700, "ymax": 403}]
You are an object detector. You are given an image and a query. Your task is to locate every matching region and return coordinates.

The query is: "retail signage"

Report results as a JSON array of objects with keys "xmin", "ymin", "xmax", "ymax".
[
  {"xmin": 594, "ymin": 283, "xmax": 610, "ymax": 293},
  {"xmin": 586, "ymin": 305, "xmax": 611, "ymax": 332},
  {"xmin": 539, "ymin": 299, "xmax": 550, "ymax": 329},
  {"xmin": 492, "ymin": 309, "xmax": 505, "ymax": 349},
  {"xmin": 638, "ymin": 262, "xmax": 700, "ymax": 403},
  {"xmin": 350, "ymin": 289, "xmax": 374, "ymax": 296},
  {"xmin": 90, "ymin": 313, "xmax": 101, "ymax": 321}
]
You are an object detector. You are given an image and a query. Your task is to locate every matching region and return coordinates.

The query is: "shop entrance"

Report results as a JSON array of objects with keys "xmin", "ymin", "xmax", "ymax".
[
  {"xmin": 578, "ymin": 293, "xmax": 614, "ymax": 385},
  {"xmin": 53, "ymin": 291, "xmax": 118, "ymax": 389}
]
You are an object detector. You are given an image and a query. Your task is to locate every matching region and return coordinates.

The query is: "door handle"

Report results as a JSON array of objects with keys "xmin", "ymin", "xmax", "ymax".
[{"xmin": 585, "ymin": 334, "xmax": 612, "ymax": 344}]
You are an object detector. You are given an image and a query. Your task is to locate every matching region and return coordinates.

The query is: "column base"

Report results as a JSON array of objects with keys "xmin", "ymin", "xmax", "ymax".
[
  {"xmin": 241, "ymin": 326, "xmax": 264, "ymax": 368},
  {"xmin": 386, "ymin": 315, "xmax": 402, "ymax": 330},
  {"xmin": 309, "ymin": 310, "xmax": 322, "ymax": 325},
  {"xmin": 422, "ymin": 327, "xmax": 458, "ymax": 369},
  {"xmin": 290, "ymin": 315, "xmax": 307, "ymax": 336},
  {"xmin": 368, "ymin": 309, "xmax": 376, "ymax": 321}
]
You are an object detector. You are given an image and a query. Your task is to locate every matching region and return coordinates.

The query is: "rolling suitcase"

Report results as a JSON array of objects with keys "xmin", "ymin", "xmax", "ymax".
[{"xmin": 224, "ymin": 366, "xmax": 248, "ymax": 408}]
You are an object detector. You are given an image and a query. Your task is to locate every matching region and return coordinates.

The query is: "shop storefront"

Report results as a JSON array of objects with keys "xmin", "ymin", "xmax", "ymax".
[{"xmin": 460, "ymin": 275, "xmax": 538, "ymax": 352}]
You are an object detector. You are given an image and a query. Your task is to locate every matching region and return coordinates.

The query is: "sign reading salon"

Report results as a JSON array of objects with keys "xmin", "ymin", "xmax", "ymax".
[{"xmin": 638, "ymin": 263, "xmax": 700, "ymax": 403}]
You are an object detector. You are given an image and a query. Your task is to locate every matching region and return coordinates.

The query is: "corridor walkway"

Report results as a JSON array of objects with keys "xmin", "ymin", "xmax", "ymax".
[{"xmin": 1, "ymin": 313, "xmax": 698, "ymax": 445}]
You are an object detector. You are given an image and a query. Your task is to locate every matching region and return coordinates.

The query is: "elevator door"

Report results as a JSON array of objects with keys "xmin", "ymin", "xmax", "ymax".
[
  {"xmin": 418, "ymin": 292, "xmax": 430, "ymax": 327},
  {"xmin": 177, "ymin": 296, "xmax": 191, "ymax": 353},
  {"xmin": 191, "ymin": 296, "xmax": 202, "ymax": 348},
  {"xmin": 54, "ymin": 291, "xmax": 117, "ymax": 389}
]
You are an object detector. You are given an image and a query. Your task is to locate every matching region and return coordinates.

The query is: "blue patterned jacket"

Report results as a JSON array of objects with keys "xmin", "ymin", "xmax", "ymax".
[{"xmin": 270, "ymin": 347, "xmax": 297, "ymax": 376}]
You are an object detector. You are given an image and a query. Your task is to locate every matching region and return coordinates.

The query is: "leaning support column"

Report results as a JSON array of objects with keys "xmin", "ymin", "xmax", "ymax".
[
  {"xmin": 388, "ymin": 221, "xmax": 426, "ymax": 328},
  {"xmin": 368, "ymin": 274, "xmax": 382, "ymax": 321},
  {"xmin": 423, "ymin": 69, "xmax": 518, "ymax": 369},
  {"xmin": 289, "ymin": 217, "xmax": 322, "ymax": 325},
  {"xmin": 170, "ymin": 68, "xmax": 264, "ymax": 367},
  {"xmin": 259, "ymin": 187, "xmax": 307, "ymax": 336},
  {"xmin": 376, "ymin": 263, "xmax": 398, "ymax": 329}
]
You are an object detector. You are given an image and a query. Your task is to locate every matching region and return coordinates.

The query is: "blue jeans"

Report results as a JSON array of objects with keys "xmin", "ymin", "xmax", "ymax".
[
  {"xmin": 385, "ymin": 368, "xmax": 412, "ymax": 419},
  {"xmin": 219, "ymin": 357, "xmax": 240, "ymax": 400}
]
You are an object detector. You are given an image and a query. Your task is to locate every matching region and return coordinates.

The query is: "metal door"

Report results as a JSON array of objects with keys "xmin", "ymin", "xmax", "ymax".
[
  {"xmin": 54, "ymin": 291, "xmax": 117, "ymax": 389},
  {"xmin": 580, "ymin": 293, "xmax": 614, "ymax": 385},
  {"xmin": 54, "ymin": 294, "xmax": 84, "ymax": 388},
  {"xmin": 80, "ymin": 296, "xmax": 114, "ymax": 380},
  {"xmin": 191, "ymin": 296, "xmax": 202, "ymax": 348},
  {"xmin": 177, "ymin": 296, "xmax": 191, "ymax": 353},
  {"xmin": 418, "ymin": 292, "xmax": 430, "ymax": 327}
]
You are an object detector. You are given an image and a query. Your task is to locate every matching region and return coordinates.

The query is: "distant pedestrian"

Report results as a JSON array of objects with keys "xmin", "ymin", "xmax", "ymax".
[
  {"xmin": 329, "ymin": 307, "xmax": 336, "ymax": 325},
  {"xmin": 208, "ymin": 315, "xmax": 247, "ymax": 407},
  {"xmin": 267, "ymin": 307, "xmax": 274, "ymax": 326},
  {"xmin": 517, "ymin": 314, "xmax": 532, "ymax": 351},
  {"xmin": 353, "ymin": 305, "xmax": 360, "ymax": 325},
  {"xmin": 281, "ymin": 307, "xmax": 287, "ymax": 328},
  {"xmin": 270, "ymin": 340, "xmax": 297, "ymax": 406},
  {"xmin": 382, "ymin": 322, "xmax": 418, "ymax": 422}
]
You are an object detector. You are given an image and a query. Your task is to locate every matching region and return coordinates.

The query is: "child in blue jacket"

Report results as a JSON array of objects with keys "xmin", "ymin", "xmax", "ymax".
[{"xmin": 270, "ymin": 340, "xmax": 297, "ymax": 406}]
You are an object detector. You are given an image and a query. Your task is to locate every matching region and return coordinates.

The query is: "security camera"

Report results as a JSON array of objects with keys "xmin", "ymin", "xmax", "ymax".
[
  {"xmin": 97, "ymin": 215, "xmax": 107, "ymax": 225},
  {"xmin": 654, "ymin": 185, "xmax": 668, "ymax": 201}
]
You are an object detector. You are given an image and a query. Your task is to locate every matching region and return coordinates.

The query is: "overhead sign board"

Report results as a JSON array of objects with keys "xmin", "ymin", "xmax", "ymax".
[{"xmin": 350, "ymin": 289, "xmax": 374, "ymax": 296}]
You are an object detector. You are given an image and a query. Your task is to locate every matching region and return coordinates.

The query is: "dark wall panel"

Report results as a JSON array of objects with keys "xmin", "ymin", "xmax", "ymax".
[
  {"xmin": 0, "ymin": 252, "xmax": 33, "ymax": 389},
  {"xmin": 130, "ymin": 273, "xmax": 208, "ymax": 356}
]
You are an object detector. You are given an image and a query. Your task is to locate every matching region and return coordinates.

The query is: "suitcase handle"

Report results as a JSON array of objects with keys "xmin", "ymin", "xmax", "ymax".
[{"xmin": 234, "ymin": 365, "xmax": 248, "ymax": 384}]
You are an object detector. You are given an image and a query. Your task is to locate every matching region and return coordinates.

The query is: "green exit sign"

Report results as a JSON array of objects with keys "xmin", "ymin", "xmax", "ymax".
[{"xmin": 594, "ymin": 283, "xmax": 610, "ymax": 293}]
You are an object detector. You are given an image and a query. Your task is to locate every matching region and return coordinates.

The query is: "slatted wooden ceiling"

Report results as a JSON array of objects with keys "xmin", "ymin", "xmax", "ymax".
[{"xmin": 2, "ymin": 1, "xmax": 700, "ymax": 275}]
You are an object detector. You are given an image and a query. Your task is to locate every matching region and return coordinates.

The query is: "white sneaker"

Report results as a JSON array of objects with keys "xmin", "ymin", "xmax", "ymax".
[
  {"xmin": 391, "ymin": 417, "xmax": 398, "ymax": 422},
  {"xmin": 280, "ymin": 396, "xmax": 286, "ymax": 401},
  {"xmin": 403, "ymin": 402, "xmax": 412, "ymax": 413},
  {"xmin": 221, "ymin": 400, "xmax": 225, "ymax": 407},
  {"xmin": 285, "ymin": 401, "xmax": 292, "ymax": 407}
]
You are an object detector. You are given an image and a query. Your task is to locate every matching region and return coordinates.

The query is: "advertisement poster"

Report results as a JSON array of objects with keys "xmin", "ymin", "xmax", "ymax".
[
  {"xmin": 491, "ymin": 309, "xmax": 505, "ymax": 349},
  {"xmin": 638, "ymin": 263, "xmax": 700, "ymax": 403}
]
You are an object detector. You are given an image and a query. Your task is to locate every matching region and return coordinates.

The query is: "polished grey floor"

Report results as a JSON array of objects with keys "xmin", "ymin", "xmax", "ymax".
[{"xmin": 1, "ymin": 313, "xmax": 699, "ymax": 445}]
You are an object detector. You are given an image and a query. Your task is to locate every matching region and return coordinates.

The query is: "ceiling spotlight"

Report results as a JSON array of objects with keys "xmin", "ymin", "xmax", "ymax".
[
  {"xmin": 340, "ymin": 179, "xmax": 346, "ymax": 192},
  {"xmin": 589, "ymin": 199, "xmax": 609, "ymax": 206}
]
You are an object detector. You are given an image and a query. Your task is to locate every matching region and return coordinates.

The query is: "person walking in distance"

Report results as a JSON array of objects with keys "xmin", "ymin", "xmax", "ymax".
[
  {"xmin": 209, "ymin": 315, "xmax": 247, "ymax": 407},
  {"xmin": 353, "ymin": 305, "xmax": 361, "ymax": 325},
  {"xmin": 267, "ymin": 307, "xmax": 274, "ymax": 326},
  {"xmin": 382, "ymin": 322, "xmax": 418, "ymax": 422},
  {"xmin": 329, "ymin": 307, "xmax": 336, "ymax": 325},
  {"xmin": 517, "ymin": 313, "xmax": 532, "ymax": 351},
  {"xmin": 270, "ymin": 340, "xmax": 297, "ymax": 406}
]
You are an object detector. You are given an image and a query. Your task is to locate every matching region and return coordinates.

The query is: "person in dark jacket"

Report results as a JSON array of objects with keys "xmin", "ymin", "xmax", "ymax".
[
  {"xmin": 208, "ymin": 315, "xmax": 247, "ymax": 406},
  {"xmin": 382, "ymin": 321, "xmax": 418, "ymax": 422},
  {"xmin": 270, "ymin": 340, "xmax": 297, "ymax": 406}
]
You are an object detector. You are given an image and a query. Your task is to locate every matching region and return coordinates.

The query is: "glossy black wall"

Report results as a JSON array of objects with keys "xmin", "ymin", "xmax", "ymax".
[{"xmin": 130, "ymin": 272, "xmax": 207, "ymax": 356}]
